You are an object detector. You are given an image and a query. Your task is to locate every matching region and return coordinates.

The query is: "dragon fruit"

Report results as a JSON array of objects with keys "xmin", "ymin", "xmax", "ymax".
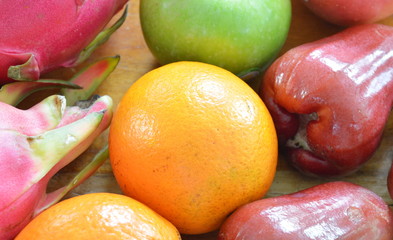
[
  {"xmin": 0, "ymin": 0, "xmax": 127, "ymax": 84},
  {"xmin": 0, "ymin": 94, "xmax": 113, "ymax": 240},
  {"xmin": 0, "ymin": 54, "xmax": 118, "ymax": 240},
  {"xmin": 0, "ymin": 2, "xmax": 123, "ymax": 237}
]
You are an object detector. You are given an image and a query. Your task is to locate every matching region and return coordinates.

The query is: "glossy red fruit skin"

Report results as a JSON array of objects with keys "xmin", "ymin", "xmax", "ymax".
[
  {"xmin": 260, "ymin": 24, "xmax": 393, "ymax": 177},
  {"xmin": 219, "ymin": 181, "xmax": 393, "ymax": 240},
  {"xmin": 301, "ymin": 0, "xmax": 393, "ymax": 26}
]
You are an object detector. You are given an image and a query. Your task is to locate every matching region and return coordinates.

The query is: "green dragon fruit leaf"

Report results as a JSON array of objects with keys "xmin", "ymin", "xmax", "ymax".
[
  {"xmin": 29, "ymin": 111, "xmax": 104, "ymax": 186},
  {"xmin": 0, "ymin": 79, "xmax": 81, "ymax": 106},
  {"xmin": 0, "ymin": 56, "xmax": 119, "ymax": 106},
  {"xmin": 62, "ymin": 55, "xmax": 120, "ymax": 106},
  {"xmin": 7, "ymin": 54, "xmax": 40, "ymax": 81},
  {"xmin": 74, "ymin": 6, "xmax": 128, "ymax": 65},
  {"xmin": 34, "ymin": 145, "xmax": 109, "ymax": 214}
]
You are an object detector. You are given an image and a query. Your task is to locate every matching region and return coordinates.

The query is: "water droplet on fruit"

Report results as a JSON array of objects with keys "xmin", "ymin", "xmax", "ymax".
[{"xmin": 65, "ymin": 134, "xmax": 77, "ymax": 145}]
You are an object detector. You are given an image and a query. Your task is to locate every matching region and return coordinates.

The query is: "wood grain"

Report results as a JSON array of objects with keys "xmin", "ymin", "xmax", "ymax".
[{"xmin": 41, "ymin": 0, "xmax": 393, "ymax": 239}]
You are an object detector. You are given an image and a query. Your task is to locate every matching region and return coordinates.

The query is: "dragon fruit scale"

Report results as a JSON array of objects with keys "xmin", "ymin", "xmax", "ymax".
[
  {"xmin": 0, "ymin": 94, "xmax": 113, "ymax": 240},
  {"xmin": 0, "ymin": 0, "xmax": 128, "ymax": 84}
]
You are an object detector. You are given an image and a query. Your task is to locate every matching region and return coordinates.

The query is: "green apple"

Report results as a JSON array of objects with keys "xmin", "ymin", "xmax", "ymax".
[{"xmin": 140, "ymin": 0, "xmax": 291, "ymax": 75}]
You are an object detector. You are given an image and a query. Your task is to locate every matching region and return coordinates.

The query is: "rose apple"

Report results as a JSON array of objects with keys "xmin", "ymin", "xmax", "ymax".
[
  {"xmin": 301, "ymin": 0, "xmax": 393, "ymax": 26},
  {"xmin": 140, "ymin": 0, "xmax": 291, "ymax": 75},
  {"xmin": 219, "ymin": 182, "xmax": 393, "ymax": 240}
]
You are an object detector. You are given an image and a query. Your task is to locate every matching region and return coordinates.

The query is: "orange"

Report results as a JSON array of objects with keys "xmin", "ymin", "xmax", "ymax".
[
  {"xmin": 109, "ymin": 61, "xmax": 278, "ymax": 234},
  {"xmin": 15, "ymin": 193, "xmax": 181, "ymax": 240}
]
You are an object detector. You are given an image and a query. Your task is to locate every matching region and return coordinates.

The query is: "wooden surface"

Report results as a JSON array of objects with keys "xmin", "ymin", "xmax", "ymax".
[{"xmin": 42, "ymin": 0, "xmax": 393, "ymax": 239}]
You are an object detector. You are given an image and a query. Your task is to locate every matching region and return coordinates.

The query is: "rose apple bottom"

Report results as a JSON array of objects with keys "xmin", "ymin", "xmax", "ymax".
[
  {"xmin": 139, "ymin": 0, "xmax": 291, "ymax": 75},
  {"xmin": 260, "ymin": 24, "xmax": 393, "ymax": 177}
]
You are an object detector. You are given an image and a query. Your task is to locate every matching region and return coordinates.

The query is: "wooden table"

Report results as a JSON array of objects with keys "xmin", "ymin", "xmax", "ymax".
[{"xmin": 41, "ymin": 0, "xmax": 393, "ymax": 239}]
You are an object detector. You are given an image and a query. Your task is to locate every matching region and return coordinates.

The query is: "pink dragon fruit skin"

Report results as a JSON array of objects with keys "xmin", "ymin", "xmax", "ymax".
[
  {"xmin": 0, "ymin": 95, "xmax": 113, "ymax": 240},
  {"xmin": 0, "ymin": 0, "xmax": 127, "ymax": 84},
  {"xmin": 0, "ymin": 95, "xmax": 64, "ymax": 135}
]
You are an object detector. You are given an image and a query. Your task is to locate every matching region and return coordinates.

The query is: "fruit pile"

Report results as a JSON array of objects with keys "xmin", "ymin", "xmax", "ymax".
[{"xmin": 1, "ymin": 0, "xmax": 393, "ymax": 239}]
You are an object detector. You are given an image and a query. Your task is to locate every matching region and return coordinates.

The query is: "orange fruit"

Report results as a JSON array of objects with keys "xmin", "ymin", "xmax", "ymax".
[
  {"xmin": 109, "ymin": 61, "xmax": 278, "ymax": 234},
  {"xmin": 15, "ymin": 193, "xmax": 181, "ymax": 240}
]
